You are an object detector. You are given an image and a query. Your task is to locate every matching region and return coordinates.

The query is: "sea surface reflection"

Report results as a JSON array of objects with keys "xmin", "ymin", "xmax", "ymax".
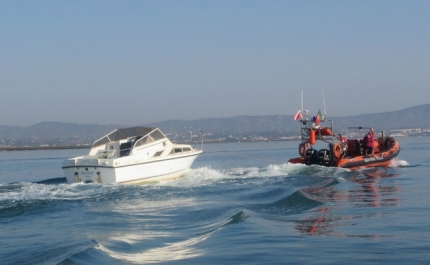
[{"xmin": 296, "ymin": 168, "xmax": 401, "ymax": 236}]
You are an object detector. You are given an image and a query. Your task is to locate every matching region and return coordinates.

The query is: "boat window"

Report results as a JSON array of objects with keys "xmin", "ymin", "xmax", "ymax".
[
  {"xmin": 93, "ymin": 136, "xmax": 110, "ymax": 147},
  {"xmin": 153, "ymin": 151, "xmax": 163, "ymax": 157},
  {"xmin": 183, "ymin": 147, "xmax": 191, "ymax": 152},
  {"xmin": 174, "ymin": 148, "xmax": 182, "ymax": 153},
  {"xmin": 150, "ymin": 129, "xmax": 165, "ymax": 141},
  {"xmin": 128, "ymin": 136, "xmax": 142, "ymax": 145},
  {"xmin": 135, "ymin": 135, "xmax": 153, "ymax": 147}
]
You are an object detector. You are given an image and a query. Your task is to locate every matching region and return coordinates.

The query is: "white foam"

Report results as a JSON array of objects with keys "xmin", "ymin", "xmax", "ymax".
[
  {"xmin": 167, "ymin": 161, "xmax": 355, "ymax": 187},
  {"xmin": 389, "ymin": 158, "xmax": 409, "ymax": 167},
  {"xmin": 0, "ymin": 182, "xmax": 120, "ymax": 201},
  {"xmin": 161, "ymin": 162, "xmax": 338, "ymax": 187}
]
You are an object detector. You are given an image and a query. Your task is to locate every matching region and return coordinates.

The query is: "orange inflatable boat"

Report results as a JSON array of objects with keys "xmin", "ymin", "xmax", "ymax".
[{"xmin": 288, "ymin": 118, "xmax": 400, "ymax": 170}]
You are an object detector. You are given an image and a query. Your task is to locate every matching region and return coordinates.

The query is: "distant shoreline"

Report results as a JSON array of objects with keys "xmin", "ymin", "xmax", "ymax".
[
  {"xmin": 0, "ymin": 145, "xmax": 92, "ymax": 151},
  {"xmin": 0, "ymin": 139, "xmax": 295, "ymax": 151}
]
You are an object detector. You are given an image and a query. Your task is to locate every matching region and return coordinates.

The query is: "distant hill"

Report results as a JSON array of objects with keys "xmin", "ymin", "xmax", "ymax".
[
  {"xmin": 147, "ymin": 115, "xmax": 296, "ymax": 135},
  {"xmin": 0, "ymin": 122, "xmax": 119, "ymax": 146},
  {"xmin": 1, "ymin": 103, "xmax": 429, "ymax": 146},
  {"xmin": 332, "ymin": 104, "xmax": 430, "ymax": 130},
  {"xmin": 148, "ymin": 104, "xmax": 430, "ymax": 135},
  {"xmin": 0, "ymin": 122, "xmax": 118, "ymax": 139}
]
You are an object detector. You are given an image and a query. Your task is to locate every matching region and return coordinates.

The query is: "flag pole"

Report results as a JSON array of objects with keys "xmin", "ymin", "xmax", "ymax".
[{"xmin": 322, "ymin": 90, "xmax": 327, "ymax": 121}]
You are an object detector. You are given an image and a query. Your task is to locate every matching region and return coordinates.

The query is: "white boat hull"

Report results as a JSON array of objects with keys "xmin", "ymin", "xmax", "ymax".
[{"xmin": 63, "ymin": 152, "xmax": 201, "ymax": 184}]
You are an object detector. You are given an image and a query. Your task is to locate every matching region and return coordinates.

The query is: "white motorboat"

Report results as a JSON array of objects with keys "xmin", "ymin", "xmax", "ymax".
[{"xmin": 62, "ymin": 127, "xmax": 202, "ymax": 184}]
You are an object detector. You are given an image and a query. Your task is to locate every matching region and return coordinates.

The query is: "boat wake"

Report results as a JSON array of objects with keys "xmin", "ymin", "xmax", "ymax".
[
  {"xmin": 0, "ymin": 160, "xmax": 407, "ymax": 219},
  {"xmin": 0, "ymin": 163, "xmax": 351, "ymax": 202},
  {"xmin": 161, "ymin": 162, "xmax": 350, "ymax": 188}
]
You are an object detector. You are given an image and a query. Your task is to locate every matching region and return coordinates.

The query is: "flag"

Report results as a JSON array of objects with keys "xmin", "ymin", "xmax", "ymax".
[
  {"xmin": 293, "ymin": 110, "xmax": 302, "ymax": 120},
  {"xmin": 315, "ymin": 110, "xmax": 322, "ymax": 124}
]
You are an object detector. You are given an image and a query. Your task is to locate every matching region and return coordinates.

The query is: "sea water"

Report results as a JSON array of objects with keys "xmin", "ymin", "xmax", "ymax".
[{"xmin": 0, "ymin": 138, "xmax": 429, "ymax": 265}]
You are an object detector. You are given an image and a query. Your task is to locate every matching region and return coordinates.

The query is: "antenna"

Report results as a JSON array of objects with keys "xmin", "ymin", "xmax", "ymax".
[
  {"xmin": 322, "ymin": 90, "xmax": 327, "ymax": 120},
  {"xmin": 301, "ymin": 90, "xmax": 304, "ymax": 113},
  {"xmin": 200, "ymin": 131, "xmax": 204, "ymax": 151}
]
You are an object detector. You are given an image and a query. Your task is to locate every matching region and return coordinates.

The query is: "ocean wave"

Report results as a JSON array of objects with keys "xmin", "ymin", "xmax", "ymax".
[
  {"xmin": 82, "ymin": 210, "xmax": 248, "ymax": 264},
  {"xmin": 94, "ymin": 230, "xmax": 205, "ymax": 264},
  {"xmin": 3, "ymin": 240, "xmax": 98, "ymax": 265},
  {"xmin": 248, "ymin": 190, "xmax": 324, "ymax": 216}
]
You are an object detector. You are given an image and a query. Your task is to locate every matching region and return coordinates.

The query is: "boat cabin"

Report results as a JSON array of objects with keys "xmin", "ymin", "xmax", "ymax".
[{"xmin": 88, "ymin": 127, "xmax": 174, "ymax": 159}]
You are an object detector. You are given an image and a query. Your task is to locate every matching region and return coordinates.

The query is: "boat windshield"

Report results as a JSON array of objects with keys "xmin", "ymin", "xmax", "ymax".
[
  {"xmin": 347, "ymin": 127, "xmax": 374, "ymax": 139},
  {"xmin": 92, "ymin": 127, "xmax": 157, "ymax": 147},
  {"xmin": 135, "ymin": 129, "xmax": 166, "ymax": 147}
]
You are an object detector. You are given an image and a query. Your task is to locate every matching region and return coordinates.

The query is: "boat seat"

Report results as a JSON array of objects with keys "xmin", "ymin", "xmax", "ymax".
[{"xmin": 120, "ymin": 142, "xmax": 132, "ymax": 157}]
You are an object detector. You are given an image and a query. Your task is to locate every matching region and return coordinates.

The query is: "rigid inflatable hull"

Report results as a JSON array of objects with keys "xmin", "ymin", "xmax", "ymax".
[{"xmin": 288, "ymin": 139, "xmax": 400, "ymax": 171}]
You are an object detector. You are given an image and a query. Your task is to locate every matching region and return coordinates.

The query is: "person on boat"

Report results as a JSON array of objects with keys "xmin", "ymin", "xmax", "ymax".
[
  {"xmin": 362, "ymin": 128, "xmax": 375, "ymax": 155},
  {"xmin": 337, "ymin": 134, "xmax": 348, "ymax": 156},
  {"xmin": 338, "ymin": 134, "xmax": 347, "ymax": 145}
]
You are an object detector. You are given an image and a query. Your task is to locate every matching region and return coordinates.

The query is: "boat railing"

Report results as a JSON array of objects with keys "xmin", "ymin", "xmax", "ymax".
[
  {"xmin": 300, "ymin": 119, "xmax": 336, "ymax": 147},
  {"xmin": 346, "ymin": 127, "xmax": 392, "ymax": 154}
]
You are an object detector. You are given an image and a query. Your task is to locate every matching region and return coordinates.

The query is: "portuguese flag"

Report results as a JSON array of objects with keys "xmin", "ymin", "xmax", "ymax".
[{"xmin": 315, "ymin": 110, "xmax": 322, "ymax": 123}]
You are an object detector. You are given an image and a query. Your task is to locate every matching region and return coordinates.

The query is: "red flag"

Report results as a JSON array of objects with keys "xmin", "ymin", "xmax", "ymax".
[{"xmin": 293, "ymin": 110, "xmax": 302, "ymax": 120}]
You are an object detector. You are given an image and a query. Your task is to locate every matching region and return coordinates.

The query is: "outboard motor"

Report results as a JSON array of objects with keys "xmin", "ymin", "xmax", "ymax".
[
  {"xmin": 305, "ymin": 148, "xmax": 318, "ymax": 165},
  {"xmin": 318, "ymin": 149, "xmax": 332, "ymax": 166}
]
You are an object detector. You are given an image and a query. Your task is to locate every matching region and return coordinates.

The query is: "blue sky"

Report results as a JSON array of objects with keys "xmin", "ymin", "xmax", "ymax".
[{"xmin": 1, "ymin": 0, "xmax": 429, "ymax": 126}]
